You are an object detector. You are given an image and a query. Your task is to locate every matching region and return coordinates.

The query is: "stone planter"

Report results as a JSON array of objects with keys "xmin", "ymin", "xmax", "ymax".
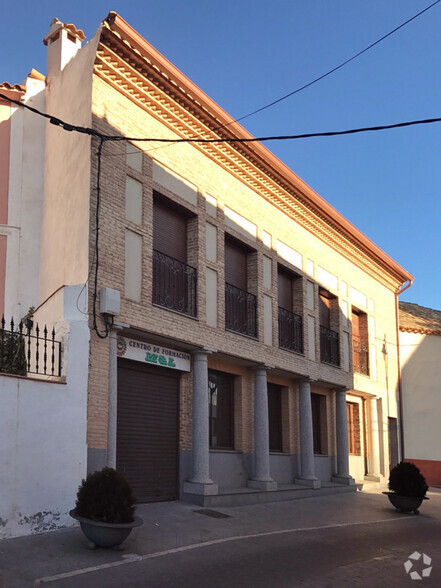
[
  {"xmin": 383, "ymin": 492, "xmax": 428, "ymax": 514},
  {"xmin": 70, "ymin": 509, "xmax": 143, "ymax": 548}
]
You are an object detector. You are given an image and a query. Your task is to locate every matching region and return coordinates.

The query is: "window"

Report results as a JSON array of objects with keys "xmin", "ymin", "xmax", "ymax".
[
  {"xmin": 319, "ymin": 288, "xmax": 340, "ymax": 366},
  {"xmin": 311, "ymin": 393, "xmax": 327, "ymax": 454},
  {"xmin": 224, "ymin": 236, "xmax": 257, "ymax": 337},
  {"xmin": 268, "ymin": 384, "xmax": 283, "ymax": 452},
  {"xmin": 347, "ymin": 402, "xmax": 361, "ymax": 456},
  {"xmin": 277, "ymin": 266, "xmax": 303, "ymax": 353},
  {"xmin": 208, "ymin": 370, "xmax": 234, "ymax": 449},
  {"xmin": 152, "ymin": 194, "xmax": 197, "ymax": 317},
  {"xmin": 351, "ymin": 308, "xmax": 369, "ymax": 375}
]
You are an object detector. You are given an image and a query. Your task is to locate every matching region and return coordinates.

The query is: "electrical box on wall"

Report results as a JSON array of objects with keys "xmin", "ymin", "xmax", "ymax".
[{"xmin": 100, "ymin": 288, "xmax": 121, "ymax": 316}]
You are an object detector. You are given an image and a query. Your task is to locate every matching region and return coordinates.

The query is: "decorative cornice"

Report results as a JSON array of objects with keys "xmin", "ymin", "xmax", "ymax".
[{"xmin": 93, "ymin": 14, "xmax": 412, "ymax": 292}]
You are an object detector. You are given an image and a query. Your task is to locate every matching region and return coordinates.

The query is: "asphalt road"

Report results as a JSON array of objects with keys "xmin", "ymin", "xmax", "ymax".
[{"xmin": 38, "ymin": 512, "xmax": 441, "ymax": 587}]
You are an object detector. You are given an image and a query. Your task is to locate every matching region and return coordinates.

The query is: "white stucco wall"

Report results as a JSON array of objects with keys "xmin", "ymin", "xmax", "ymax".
[
  {"xmin": 39, "ymin": 29, "xmax": 101, "ymax": 303},
  {"xmin": 4, "ymin": 77, "xmax": 46, "ymax": 320},
  {"xmin": 0, "ymin": 285, "xmax": 89, "ymax": 539},
  {"xmin": 399, "ymin": 330, "xmax": 441, "ymax": 461}
]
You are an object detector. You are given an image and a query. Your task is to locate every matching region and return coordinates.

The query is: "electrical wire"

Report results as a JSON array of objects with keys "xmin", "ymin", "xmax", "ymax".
[
  {"xmin": 2, "ymin": 93, "xmax": 441, "ymax": 144},
  {"xmin": 92, "ymin": 137, "xmax": 110, "ymax": 339},
  {"xmin": 231, "ymin": 0, "xmax": 441, "ymax": 125},
  {"xmin": 4, "ymin": 92, "xmax": 440, "ymax": 338},
  {"xmin": 136, "ymin": 0, "xmax": 441, "ymax": 159}
]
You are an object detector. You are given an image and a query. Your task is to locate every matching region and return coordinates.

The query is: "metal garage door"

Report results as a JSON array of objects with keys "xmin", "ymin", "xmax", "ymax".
[{"xmin": 117, "ymin": 358, "xmax": 179, "ymax": 503}]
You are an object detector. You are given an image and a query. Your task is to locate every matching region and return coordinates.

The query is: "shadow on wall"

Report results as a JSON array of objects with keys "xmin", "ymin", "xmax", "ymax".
[{"xmin": 400, "ymin": 332, "xmax": 441, "ymax": 486}]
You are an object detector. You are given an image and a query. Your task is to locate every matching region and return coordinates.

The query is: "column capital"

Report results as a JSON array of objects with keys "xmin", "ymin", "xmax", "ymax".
[
  {"xmin": 297, "ymin": 377, "xmax": 316, "ymax": 384},
  {"xmin": 251, "ymin": 363, "xmax": 274, "ymax": 372},
  {"xmin": 109, "ymin": 322, "xmax": 128, "ymax": 337},
  {"xmin": 334, "ymin": 387, "xmax": 350, "ymax": 396},
  {"xmin": 191, "ymin": 346, "xmax": 217, "ymax": 357}
]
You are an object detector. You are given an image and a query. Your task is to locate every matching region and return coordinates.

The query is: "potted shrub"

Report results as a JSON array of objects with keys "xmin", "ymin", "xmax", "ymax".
[
  {"xmin": 70, "ymin": 467, "xmax": 143, "ymax": 548},
  {"xmin": 383, "ymin": 461, "xmax": 429, "ymax": 514}
]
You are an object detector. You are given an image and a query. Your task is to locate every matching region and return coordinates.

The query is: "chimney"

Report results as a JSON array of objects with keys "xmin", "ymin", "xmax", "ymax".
[{"xmin": 43, "ymin": 18, "xmax": 85, "ymax": 78}]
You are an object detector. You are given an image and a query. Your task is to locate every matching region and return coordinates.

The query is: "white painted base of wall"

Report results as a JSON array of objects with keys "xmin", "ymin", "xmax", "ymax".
[{"xmin": 0, "ymin": 286, "xmax": 89, "ymax": 539}]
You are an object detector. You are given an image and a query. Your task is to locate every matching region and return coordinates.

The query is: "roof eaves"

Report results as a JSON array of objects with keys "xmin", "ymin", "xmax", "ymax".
[{"xmin": 103, "ymin": 11, "xmax": 413, "ymax": 287}]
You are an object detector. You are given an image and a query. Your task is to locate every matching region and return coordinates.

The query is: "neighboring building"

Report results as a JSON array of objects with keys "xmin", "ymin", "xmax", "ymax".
[
  {"xmin": 0, "ymin": 45, "xmax": 89, "ymax": 539},
  {"xmin": 0, "ymin": 74, "xmax": 46, "ymax": 319},
  {"xmin": 0, "ymin": 13, "xmax": 413, "ymax": 537},
  {"xmin": 399, "ymin": 302, "xmax": 441, "ymax": 486}
]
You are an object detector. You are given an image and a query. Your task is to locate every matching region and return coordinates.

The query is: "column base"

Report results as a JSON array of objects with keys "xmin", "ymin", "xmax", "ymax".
[
  {"xmin": 364, "ymin": 474, "xmax": 382, "ymax": 483},
  {"xmin": 332, "ymin": 474, "xmax": 356, "ymax": 486},
  {"xmin": 295, "ymin": 477, "xmax": 321, "ymax": 489},
  {"xmin": 183, "ymin": 482, "xmax": 219, "ymax": 496},
  {"xmin": 248, "ymin": 479, "xmax": 278, "ymax": 491}
]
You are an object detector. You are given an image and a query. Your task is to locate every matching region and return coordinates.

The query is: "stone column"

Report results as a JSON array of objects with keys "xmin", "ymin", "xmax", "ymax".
[
  {"xmin": 332, "ymin": 388, "xmax": 355, "ymax": 485},
  {"xmin": 366, "ymin": 396, "xmax": 381, "ymax": 481},
  {"xmin": 183, "ymin": 349, "xmax": 218, "ymax": 496},
  {"xmin": 248, "ymin": 365, "xmax": 277, "ymax": 491},
  {"xmin": 295, "ymin": 379, "xmax": 321, "ymax": 488},
  {"xmin": 107, "ymin": 325, "xmax": 123, "ymax": 469}
]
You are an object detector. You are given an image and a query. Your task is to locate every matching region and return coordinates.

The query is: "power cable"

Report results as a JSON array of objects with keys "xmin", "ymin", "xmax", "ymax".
[
  {"xmin": 137, "ymin": 0, "xmax": 441, "ymax": 159},
  {"xmin": 231, "ymin": 0, "xmax": 441, "ymax": 125},
  {"xmin": 4, "ymin": 92, "xmax": 441, "ymax": 338},
  {"xmin": 2, "ymin": 93, "xmax": 441, "ymax": 143}
]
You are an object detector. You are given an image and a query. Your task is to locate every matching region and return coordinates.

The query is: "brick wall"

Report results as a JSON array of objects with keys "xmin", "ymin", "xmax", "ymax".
[{"xmin": 87, "ymin": 75, "xmax": 401, "ymax": 472}]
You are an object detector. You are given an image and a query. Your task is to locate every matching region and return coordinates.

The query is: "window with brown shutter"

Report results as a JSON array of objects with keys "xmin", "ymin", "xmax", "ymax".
[
  {"xmin": 319, "ymin": 291, "xmax": 331, "ymax": 329},
  {"xmin": 225, "ymin": 239, "xmax": 248, "ymax": 291},
  {"xmin": 311, "ymin": 393, "xmax": 327, "ymax": 454},
  {"xmin": 153, "ymin": 198, "xmax": 188, "ymax": 262},
  {"xmin": 224, "ymin": 236, "xmax": 257, "ymax": 337},
  {"xmin": 208, "ymin": 370, "xmax": 234, "ymax": 449},
  {"xmin": 152, "ymin": 193, "xmax": 197, "ymax": 317},
  {"xmin": 347, "ymin": 401, "xmax": 361, "ymax": 456},
  {"xmin": 268, "ymin": 384, "xmax": 283, "ymax": 452},
  {"xmin": 278, "ymin": 269, "xmax": 292, "ymax": 311},
  {"xmin": 351, "ymin": 308, "xmax": 369, "ymax": 375},
  {"xmin": 278, "ymin": 266, "xmax": 303, "ymax": 354}
]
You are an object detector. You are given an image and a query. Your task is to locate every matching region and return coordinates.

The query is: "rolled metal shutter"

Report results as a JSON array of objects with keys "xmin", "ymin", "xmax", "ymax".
[
  {"xmin": 153, "ymin": 199, "xmax": 187, "ymax": 262},
  {"xmin": 225, "ymin": 240, "xmax": 247, "ymax": 290},
  {"xmin": 117, "ymin": 359, "xmax": 179, "ymax": 503}
]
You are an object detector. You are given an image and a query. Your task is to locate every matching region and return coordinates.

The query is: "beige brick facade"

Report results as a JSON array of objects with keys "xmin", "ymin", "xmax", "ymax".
[{"xmin": 81, "ymin": 16, "xmax": 412, "ymax": 491}]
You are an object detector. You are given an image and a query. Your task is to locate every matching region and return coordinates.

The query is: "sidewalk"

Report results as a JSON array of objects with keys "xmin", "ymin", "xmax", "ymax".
[{"xmin": 1, "ymin": 487, "xmax": 440, "ymax": 587}]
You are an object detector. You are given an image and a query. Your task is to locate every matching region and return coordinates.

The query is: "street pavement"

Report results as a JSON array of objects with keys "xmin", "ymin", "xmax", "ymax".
[{"xmin": 1, "ymin": 486, "xmax": 441, "ymax": 587}]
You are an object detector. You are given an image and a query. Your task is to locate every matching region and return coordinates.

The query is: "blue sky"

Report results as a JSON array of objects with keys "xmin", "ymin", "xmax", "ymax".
[{"xmin": 2, "ymin": 1, "xmax": 440, "ymax": 308}]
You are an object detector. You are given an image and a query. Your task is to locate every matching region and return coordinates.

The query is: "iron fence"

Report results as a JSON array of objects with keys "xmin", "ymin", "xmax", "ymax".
[
  {"xmin": 225, "ymin": 283, "xmax": 257, "ymax": 338},
  {"xmin": 319, "ymin": 325, "xmax": 340, "ymax": 367},
  {"xmin": 278, "ymin": 307, "xmax": 303, "ymax": 354},
  {"xmin": 0, "ymin": 316, "xmax": 62, "ymax": 377},
  {"xmin": 352, "ymin": 339, "xmax": 369, "ymax": 375},
  {"xmin": 152, "ymin": 250, "xmax": 197, "ymax": 317}
]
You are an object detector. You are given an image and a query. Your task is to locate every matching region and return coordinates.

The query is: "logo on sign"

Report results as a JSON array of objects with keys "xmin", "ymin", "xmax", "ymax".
[{"xmin": 117, "ymin": 337, "xmax": 127, "ymax": 357}]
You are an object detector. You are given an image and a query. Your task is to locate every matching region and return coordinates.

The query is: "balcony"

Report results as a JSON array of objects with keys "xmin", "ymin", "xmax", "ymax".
[
  {"xmin": 225, "ymin": 283, "xmax": 257, "ymax": 338},
  {"xmin": 320, "ymin": 325, "xmax": 340, "ymax": 367},
  {"xmin": 152, "ymin": 250, "xmax": 197, "ymax": 317},
  {"xmin": 353, "ymin": 339, "xmax": 369, "ymax": 376},
  {"xmin": 278, "ymin": 307, "xmax": 303, "ymax": 354}
]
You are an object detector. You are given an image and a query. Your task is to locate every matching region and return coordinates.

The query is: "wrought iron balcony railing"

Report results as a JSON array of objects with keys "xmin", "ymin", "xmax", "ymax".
[
  {"xmin": 320, "ymin": 325, "xmax": 340, "ymax": 367},
  {"xmin": 352, "ymin": 339, "xmax": 369, "ymax": 376},
  {"xmin": 278, "ymin": 307, "xmax": 303, "ymax": 354},
  {"xmin": 153, "ymin": 250, "xmax": 197, "ymax": 317},
  {"xmin": 225, "ymin": 283, "xmax": 257, "ymax": 338},
  {"xmin": 0, "ymin": 316, "xmax": 62, "ymax": 377}
]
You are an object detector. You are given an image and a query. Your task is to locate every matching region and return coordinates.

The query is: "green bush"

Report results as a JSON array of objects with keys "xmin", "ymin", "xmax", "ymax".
[
  {"xmin": 0, "ymin": 332, "xmax": 27, "ymax": 376},
  {"xmin": 75, "ymin": 468, "xmax": 136, "ymax": 523},
  {"xmin": 388, "ymin": 461, "xmax": 428, "ymax": 498}
]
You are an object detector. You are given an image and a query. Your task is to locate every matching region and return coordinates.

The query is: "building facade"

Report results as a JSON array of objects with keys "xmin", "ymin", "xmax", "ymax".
[
  {"xmin": 1, "ymin": 13, "xmax": 413, "ymax": 521},
  {"xmin": 399, "ymin": 302, "xmax": 441, "ymax": 487}
]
